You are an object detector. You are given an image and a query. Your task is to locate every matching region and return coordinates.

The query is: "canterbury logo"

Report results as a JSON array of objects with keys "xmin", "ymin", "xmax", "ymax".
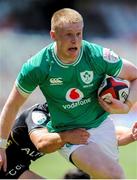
[{"xmin": 50, "ymin": 78, "xmax": 63, "ymax": 85}]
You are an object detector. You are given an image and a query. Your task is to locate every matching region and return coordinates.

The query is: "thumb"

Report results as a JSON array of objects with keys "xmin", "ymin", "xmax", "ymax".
[
  {"xmin": 2, "ymin": 150, "xmax": 7, "ymax": 172},
  {"xmin": 3, "ymin": 157, "xmax": 7, "ymax": 172}
]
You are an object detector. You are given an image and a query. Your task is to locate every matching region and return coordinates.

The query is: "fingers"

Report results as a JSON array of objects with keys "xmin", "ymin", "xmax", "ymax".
[
  {"xmin": 98, "ymin": 96, "xmax": 129, "ymax": 114},
  {"xmin": 132, "ymin": 122, "xmax": 137, "ymax": 133},
  {"xmin": 98, "ymin": 97, "xmax": 112, "ymax": 112},
  {"xmin": 0, "ymin": 149, "xmax": 7, "ymax": 172},
  {"xmin": 0, "ymin": 154, "xmax": 2, "ymax": 170},
  {"xmin": 132, "ymin": 122, "xmax": 137, "ymax": 140},
  {"xmin": 3, "ymin": 154, "xmax": 7, "ymax": 172},
  {"xmin": 67, "ymin": 128, "xmax": 90, "ymax": 144},
  {"xmin": 78, "ymin": 129, "xmax": 90, "ymax": 139},
  {"xmin": 79, "ymin": 131, "xmax": 89, "ymax": 144}
]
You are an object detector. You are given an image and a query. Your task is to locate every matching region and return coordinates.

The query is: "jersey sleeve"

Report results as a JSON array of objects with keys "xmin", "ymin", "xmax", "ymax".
[
  {"xmin": 89, "ymin": 43, "xmax": 123, "ymax": 77},
  {"xmin": 26, "ymin": 104, "xmax": 50, "ymax": 134},
  {"xmin": 15, "ymin": 48, "xmax": 49, "ymax": 95}
]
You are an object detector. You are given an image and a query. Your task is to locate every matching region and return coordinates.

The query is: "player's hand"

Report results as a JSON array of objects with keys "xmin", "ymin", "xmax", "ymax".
[
  {"xmin": 98, "ymin": 97, "xmax": 130, "ymax": 114},
  {"xmin": 0, "ymin": 148, "xmax": 7, "ymax": 171},
  {"xmin": 61, "ymin": 128, "xmax": 90, "ymax": 145},
  {"xmin": 132, "ymin": 122, "xmax": 137, "ymax": 141}
]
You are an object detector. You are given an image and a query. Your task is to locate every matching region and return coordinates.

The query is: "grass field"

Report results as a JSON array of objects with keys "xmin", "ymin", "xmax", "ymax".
[{"xmin": 30, "ymin": 142, "xmax": 137, "ymax": 179}]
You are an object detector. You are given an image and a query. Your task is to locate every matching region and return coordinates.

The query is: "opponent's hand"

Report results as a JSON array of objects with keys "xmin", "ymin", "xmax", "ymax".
[
  {"xmin": 0, "ymin": 148, "xmax": 7, "ymax": 171},
  {"xmin": 61, "ymin": 128, "xmax": 90, "ymax": 145},
  {"xmin": 132, "ymin": 122, "xmax": 137, "ymax": 141},
  {"xmin": 98, "ymin": 97, "xmax": 130, "ymax": 114}
]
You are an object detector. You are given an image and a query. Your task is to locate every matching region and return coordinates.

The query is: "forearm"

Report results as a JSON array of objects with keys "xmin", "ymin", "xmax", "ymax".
[
  {"xmin": 31, "ymin": 128, "xmax": 89, "ymax": 153},
  {"xmin": 118, "ymin": 132, "xmax": 135, "ymax": 146},
  {"xmin": 125, "ymin": 79, "xmax": 137, "ymax": 108},
  {"xmin": 0, "ymin": 85, "xmax": 27, "ymax": 140},
  {"xmin": 0, "ymin": 102, "xmax": 19, "ymax": 139},
  {"xmin": 33, "ymin": 132, "xmax": 66, "ymax": 153},
  {"xmin": 36, "ymin": 131, "xmax": 77, "ymax": 153}
]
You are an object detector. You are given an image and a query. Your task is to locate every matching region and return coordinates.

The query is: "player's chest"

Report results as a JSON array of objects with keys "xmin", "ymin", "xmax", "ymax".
[{"xmin": 41, "ymin": 62, "xmax": 103, "ymax": 98}]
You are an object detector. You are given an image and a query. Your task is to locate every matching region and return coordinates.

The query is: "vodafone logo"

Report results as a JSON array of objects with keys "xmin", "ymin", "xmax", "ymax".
[{"xmin": 66, "ymin": 88, "xmax": 84, "ymax": 102}]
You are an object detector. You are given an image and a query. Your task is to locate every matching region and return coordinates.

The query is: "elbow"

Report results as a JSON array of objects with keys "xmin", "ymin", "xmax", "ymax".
[
  {"xmin": 36, "ymin": 140, "xmax": 55, "ymax": 154},
  {"xmin": 36, "ymin": 140, "xmax": 49, "ymax": 153}
]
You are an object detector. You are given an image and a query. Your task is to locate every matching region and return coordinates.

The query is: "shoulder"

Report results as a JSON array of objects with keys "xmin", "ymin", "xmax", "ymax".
[
  {"xmin": 15, "ymin": 104, "xmax": 39, "ymax": 125},
  {"xmin": 13, "ymin": 104, "xmax": 49, "ymax": 133},
  {"xmin": 21, "ymin": 43, "xmax": 54, "ymax": 77},
  {"xmin": 82, "ymin": 40, "xmax": 103, "ymax": 57},
  {"xmin": 27, "ymin": 103, "xmax": 50, "ymax": 133},
  {"xmin": 82, "ymin": 40, "xmax": 103, "ymax": 50},
  {"xmin": 28, "ymin": 42, "xmax": 54, "ymax": 68}
]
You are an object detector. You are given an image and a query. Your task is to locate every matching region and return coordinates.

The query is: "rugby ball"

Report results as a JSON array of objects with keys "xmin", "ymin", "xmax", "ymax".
[{"xmin": 98, "ymin": 76, "xmax": 130, "ymax": 103}]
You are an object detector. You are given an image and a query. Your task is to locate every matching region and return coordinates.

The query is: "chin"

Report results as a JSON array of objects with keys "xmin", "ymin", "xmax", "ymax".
[
  {"xmin": 70, "ymin": 55, "xmax": 77, "ymax": 60},
  {"xmin": 70, "ymin": 52, "xmax": 79, "ymax": 58}
]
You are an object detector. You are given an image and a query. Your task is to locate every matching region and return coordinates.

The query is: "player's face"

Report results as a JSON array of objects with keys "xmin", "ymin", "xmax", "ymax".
[{"xmin": 51, "ymin": 22, "xmax": 83, "ymax": 63}]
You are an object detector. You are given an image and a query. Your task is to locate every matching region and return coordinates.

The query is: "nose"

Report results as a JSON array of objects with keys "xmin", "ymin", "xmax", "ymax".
[{"xmin": 71, "ymin": 35, "xmax": 77, "ymax": 43}]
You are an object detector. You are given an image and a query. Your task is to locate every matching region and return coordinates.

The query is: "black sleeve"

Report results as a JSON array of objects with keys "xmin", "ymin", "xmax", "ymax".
[{"xmin": 25, "ymin": 103, "xmax": 50, "ymax": 133}]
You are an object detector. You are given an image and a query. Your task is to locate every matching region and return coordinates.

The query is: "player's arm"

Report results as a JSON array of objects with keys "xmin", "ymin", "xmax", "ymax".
[
  {"xmin": 99, "ymin": 59, "xmax": 137, "ymax": 114},
  {"xmin": 0, "ymin": 84, "xmax": 28, "ymax": 171},
  {"xmin": 116, "ymin": 122, "xmax": 137, "ymax": 146},
  {"xmin": 118, "ymin": 59, "xmax": 137, "ymax": 109},
  {"xmin": 0, "ymin": 85, "xmax": 28, "ymax": 140},
  {"xmin": 29, "ymin": 128, "xmax": 90, "ymax": 153}
]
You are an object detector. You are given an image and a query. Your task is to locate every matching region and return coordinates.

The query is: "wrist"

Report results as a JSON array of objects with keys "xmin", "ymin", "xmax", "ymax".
[
  {"xmin": 130, "ymin": 133, "xmax": 137, "ymax": 142},
  {"xmin": 59, "ymin": 131, "xmax": 69, "ymax": 144},
  {"xmin": 125, "ymin": 99, "xmax": 133, "ymax": 109},
  {"xmin": 0, "ymin": 138, "xmax": 7, "ymax": 149}
]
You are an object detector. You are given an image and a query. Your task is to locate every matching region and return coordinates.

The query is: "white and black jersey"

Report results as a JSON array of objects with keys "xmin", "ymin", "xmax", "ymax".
[{"xmin": 0, "ymin": 103, "xmax": 50, "ymax": 179}]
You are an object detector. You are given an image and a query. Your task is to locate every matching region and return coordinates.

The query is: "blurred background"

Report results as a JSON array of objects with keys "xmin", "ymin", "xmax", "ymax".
[{"xmin": 0, "ymin": 0, "xmax": 137, "ymax": 178}]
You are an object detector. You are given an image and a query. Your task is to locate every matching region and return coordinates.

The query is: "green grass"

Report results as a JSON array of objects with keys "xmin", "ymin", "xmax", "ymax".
[
  {"xmin": 30, "ymin": 143, "xmax": 137, "ymax": 179},
  {"xmin": 119, "ymin": 143, "xmax": 137, "ymax": 179},
  {"xmin": 30, "ymin": 151, "xmax": 75, "ymax": 179}
]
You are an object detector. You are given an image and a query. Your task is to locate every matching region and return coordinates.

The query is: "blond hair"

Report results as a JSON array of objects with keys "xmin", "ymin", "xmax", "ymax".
[{"xmin": 51, "ymin": 8, "xmax": 84, "ymax": 31}]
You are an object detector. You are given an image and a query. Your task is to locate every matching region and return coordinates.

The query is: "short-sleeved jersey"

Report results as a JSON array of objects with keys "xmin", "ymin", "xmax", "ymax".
[
  {"xmin": 0, "ymin": 103, "xmax": 50, "ymax": 179},
  {"xmin": 16, "ymin": 40, "xmax": 123, "ymax": 132},
  {"xmin": 11, "ymin": 103, "xmax": 50, "ymax": 156}
]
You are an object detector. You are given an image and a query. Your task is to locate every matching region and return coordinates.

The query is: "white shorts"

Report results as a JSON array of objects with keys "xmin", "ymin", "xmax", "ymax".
[{"xmin": 58, "ymin": 117, "xmax": 119, "ymax": 162}]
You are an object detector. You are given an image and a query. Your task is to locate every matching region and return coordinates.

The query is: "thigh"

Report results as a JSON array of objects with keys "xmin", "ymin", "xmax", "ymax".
[
  {"xmin": 88, "ymin": 117, "xmax": 119, "ymax": 161},
  {"xmin": 71, "ymin": 142, "xmax": 124, "ymax": 179},
  {"xmin": 59, "ymin": 118, "xmax": 118, "ymax": 162},
  {"xmin": 59, "ymin": 118, "xmax": 125, "ymax": 179},
  {"xmin": 18, "ymin": 170, "xmax": 45, "ymax": 179}
]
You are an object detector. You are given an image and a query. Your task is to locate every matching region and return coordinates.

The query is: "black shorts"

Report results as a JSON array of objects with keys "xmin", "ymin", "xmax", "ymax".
[{"xmin": 0, "ymin": 138, "xmax": 31, "ymax": 179}]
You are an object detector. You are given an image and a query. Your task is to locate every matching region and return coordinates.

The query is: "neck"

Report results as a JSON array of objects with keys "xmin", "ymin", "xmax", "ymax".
[
  {"xmin": 54, "ymin": 47, "xmax": 77, "ymax": 64},
  {"xmin": 58, "ymin": 57, "xmax": 77, "ymax": 64}
]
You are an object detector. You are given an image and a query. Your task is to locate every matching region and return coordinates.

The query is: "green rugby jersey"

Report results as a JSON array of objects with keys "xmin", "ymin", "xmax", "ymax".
[{"xmin": 16, "ymin": 40, "xmax": 123, "ymax": 132}]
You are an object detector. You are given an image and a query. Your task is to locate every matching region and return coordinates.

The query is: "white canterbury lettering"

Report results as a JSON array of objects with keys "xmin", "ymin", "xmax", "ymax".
[{"xmin": 50, "ymin": 78, "xmax": 63, "ymax": 85}]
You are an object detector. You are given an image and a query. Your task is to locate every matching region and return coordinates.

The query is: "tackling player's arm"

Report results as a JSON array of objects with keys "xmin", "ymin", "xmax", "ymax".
[
  {"xmin": 116, "ymin": 122, "xmax": 137, "ymax": 146},
  {"xmin": 29, "ymin": 128, "xmax": 90, "ymax": 153}
]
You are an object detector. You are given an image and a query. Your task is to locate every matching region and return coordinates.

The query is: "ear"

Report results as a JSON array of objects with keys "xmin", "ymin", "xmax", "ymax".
[{"xmin": 50, "ymin": 30, "xmax": 56, "ymax": 41}]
